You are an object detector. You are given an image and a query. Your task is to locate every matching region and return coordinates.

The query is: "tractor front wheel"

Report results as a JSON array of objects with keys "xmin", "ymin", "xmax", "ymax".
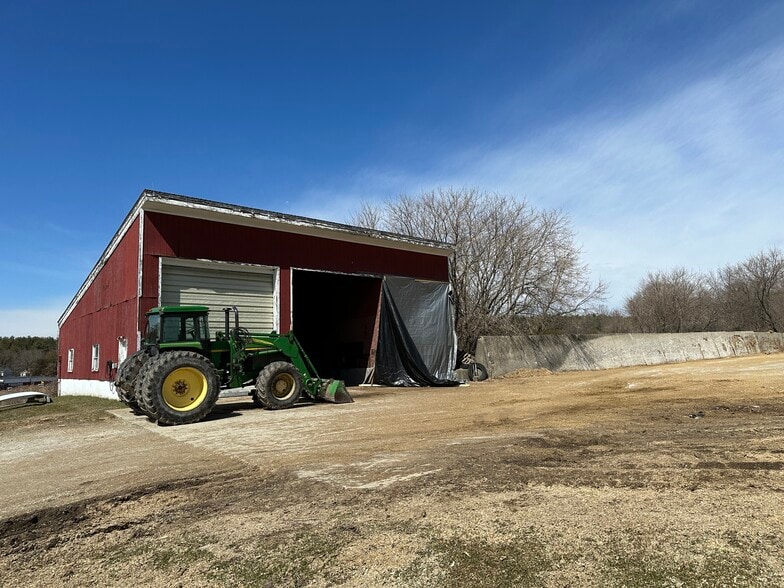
[
  {"xmin": 141, "ymin": 351, "xmax": 220, "ymax": 425},
  {"xmin": 254, "ymin": 361, "xmax": 302, "ymax": 410}
]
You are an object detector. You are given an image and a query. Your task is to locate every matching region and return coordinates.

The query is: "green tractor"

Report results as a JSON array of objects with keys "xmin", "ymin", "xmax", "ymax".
[{"xmin": 115, "ymin": 305, "xmax": 353, "ymax": 425}]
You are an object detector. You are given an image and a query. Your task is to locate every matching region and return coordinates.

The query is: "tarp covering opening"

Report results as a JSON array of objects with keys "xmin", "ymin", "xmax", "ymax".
[{"xmin": 375, "ymin": 276, "xmax": 458, "ymax": 387}]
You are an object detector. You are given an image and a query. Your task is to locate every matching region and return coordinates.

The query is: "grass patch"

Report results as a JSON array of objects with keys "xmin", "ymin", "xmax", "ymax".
[
  {"xmin": 208, "ymin": 528, "xmax": 350, "ymax": 587},
  {"xmin": 150, "ymin": 538, "xmax": 217, "ymax": 570},
  {"xmin": 396, "ymin": 533, "xmax": 552, "ymax": 588},
  {"xmin": 600, "ymin": 539, "xmax": 773, "ymax": 587},
  {"xmin": 0, "ymin": 395, "xmax": 124, "ymax": 428},
  {"xmin": 97, "ymin": 533, "xmax": 219, "ymax": 583},
  {"xmin": 101, "ymin": 539, "xmax": 160, "ymax": 566}
]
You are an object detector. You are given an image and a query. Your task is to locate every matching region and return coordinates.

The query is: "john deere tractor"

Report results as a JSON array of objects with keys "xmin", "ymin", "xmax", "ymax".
[{"xmin": 115, "ymin": 305, "xmax": 352, "ymax": 425}]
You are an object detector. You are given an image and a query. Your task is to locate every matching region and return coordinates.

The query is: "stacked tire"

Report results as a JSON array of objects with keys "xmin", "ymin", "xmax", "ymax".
[
  {"xmin": 465, "ymin": 362, "xmax": 488, "ymax": 381},
  {"xmin": 457, "ymin": 351, "xmax": 488, "ymax": 382}
]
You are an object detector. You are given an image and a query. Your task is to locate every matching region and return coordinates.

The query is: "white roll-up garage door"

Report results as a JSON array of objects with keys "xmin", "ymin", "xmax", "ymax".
[{"xmin": 160, "ymin": 259, "xmax": 277, "ymax": 335}]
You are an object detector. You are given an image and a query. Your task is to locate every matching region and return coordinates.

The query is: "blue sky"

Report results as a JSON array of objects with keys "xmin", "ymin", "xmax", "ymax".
[{"xmin": 1, "ymin": 1, "xmax": 782, "ymax": 336}]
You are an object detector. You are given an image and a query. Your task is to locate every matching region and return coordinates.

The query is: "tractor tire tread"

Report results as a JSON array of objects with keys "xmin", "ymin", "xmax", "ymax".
[
  {"xmin": 141, "ymin": 350, "xmax": 220, "ymax": 425},
  {"xmin": 115, "ymin": 350, "xmax": 149, "ymax": 415},
  {"xmin": 137, "ymin": 359, "xmax": 161, "ymax": 420},
  {"xmin": 254, "ymin": 361, "xmax": 302, "ymax": 410}
]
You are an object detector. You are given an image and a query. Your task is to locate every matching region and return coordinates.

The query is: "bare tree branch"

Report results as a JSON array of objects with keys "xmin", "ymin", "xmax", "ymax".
[{"xmin": 352, "ymin": 187, "xmax": 606, "ymax": 349}]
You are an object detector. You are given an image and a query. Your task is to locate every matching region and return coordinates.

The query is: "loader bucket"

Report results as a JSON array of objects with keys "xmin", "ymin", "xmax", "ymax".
[{"xmin": 317, "ymin": 379, "xmax": 354, "ymax": 403}]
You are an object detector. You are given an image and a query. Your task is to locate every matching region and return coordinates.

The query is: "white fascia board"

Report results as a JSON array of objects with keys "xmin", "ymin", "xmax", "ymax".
[{"xmin": 141, "ymin": 194, "xmax": 454, "ymax": 257}]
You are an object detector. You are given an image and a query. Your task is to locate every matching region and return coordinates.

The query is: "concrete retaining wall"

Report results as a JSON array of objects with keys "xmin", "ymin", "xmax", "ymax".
[{"xmin": 475, "ymin": 332, "xmax": 784, "ymax": 378}]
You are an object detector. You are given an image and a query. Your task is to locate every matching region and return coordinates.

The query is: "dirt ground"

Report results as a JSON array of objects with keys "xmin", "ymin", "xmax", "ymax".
[{"xmin": 1, "ymin": 354, "xmax": 783, "ymax": 587}]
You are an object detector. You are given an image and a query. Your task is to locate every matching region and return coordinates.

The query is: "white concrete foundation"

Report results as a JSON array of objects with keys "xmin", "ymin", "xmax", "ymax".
[{"xmin": 59, "ymin": 379, "xmax": 118, "ymax": 400}]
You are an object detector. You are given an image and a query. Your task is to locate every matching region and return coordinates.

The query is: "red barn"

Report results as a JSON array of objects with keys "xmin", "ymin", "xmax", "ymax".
[{"xmin": 58, "ymin": 190, "xmax": 456, "ymax": 398}]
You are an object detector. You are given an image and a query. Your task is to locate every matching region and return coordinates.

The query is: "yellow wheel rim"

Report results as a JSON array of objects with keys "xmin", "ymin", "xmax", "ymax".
[
  {"xmin": 162, "ymin": 367, "xmax": 208, "ymax": 411},
  {"xmin": 272, "ymin": 373, "xmax": 296, "ymax": 400}
]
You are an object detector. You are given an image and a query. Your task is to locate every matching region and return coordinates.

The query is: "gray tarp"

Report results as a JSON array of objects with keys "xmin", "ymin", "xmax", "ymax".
[{"xmin": 375, "ymin": 276, "xmax": 458, "ymax": 386}]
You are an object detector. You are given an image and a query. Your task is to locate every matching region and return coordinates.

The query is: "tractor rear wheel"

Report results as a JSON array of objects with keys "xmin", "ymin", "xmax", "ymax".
[
  {"xmin": 254, "ymin": 361, "xmax": 302, "ymax": 410},
  {"xmin": 122, "ymin": 390, "xmax": 145, "ymax": 416},
  {"xmin": 134, "ymin": 360, "xmax": 158, "ymax": 420},
  {"xmin": 115, "ymin": 350, "xmax": 149, "ymax": 415},
  {"xmin": 141, "ymin": 351, "xmax": 220, "ymax": 425}
]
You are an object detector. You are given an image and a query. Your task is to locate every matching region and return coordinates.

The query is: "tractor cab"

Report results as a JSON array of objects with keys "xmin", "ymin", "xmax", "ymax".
[{"xmin": 144, "ymin": 306, "xmax": 211, "ymax": 350}]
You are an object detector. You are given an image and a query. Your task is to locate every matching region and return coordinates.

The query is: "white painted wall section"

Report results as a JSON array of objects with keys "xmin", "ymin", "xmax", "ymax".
[{"xmin": 59, "ymin": 379, "xmax": 117, "ymax": 400}]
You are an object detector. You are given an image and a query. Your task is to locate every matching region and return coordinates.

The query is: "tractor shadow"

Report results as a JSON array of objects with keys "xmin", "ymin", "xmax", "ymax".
[{"xmin": 201, "ymin": 398, "xmax": 318, "ymax": 423}]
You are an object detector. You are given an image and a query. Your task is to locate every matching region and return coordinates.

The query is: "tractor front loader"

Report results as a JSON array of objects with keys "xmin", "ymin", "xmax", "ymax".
[{"xmin": 114, "ymin": 306, "xmax": 352, "ymax": 426}]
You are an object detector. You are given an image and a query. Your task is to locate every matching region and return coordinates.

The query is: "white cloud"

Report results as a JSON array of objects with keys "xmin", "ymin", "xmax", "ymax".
[
  {"xmin": 0, "ymin": 304, "xmax": 64, "ymax": 337},
  {"xmin": 467, "ymin": 45, "xmax": 784, "ymax": 306}
]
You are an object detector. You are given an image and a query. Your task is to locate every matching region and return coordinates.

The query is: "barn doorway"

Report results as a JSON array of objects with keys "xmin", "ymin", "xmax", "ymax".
[{"xmin": 292, "ymin": 270, "xmax": 382, "ymax": 385}]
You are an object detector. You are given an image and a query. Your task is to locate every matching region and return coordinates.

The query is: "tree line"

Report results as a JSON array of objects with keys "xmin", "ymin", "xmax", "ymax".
[
  {"xmin": 0, "ymin": 337, "xmax": 58, "ymax": 376},
  {"xmin": 625, "ymin": 247, "xmax": 784, "ymax": 333}
]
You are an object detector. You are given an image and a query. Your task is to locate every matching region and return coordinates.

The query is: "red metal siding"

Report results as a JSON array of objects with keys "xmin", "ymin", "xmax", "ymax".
[
  {"xmin": 142, "ymin": 212, "xmax": 449, "ymax": 332},
  {"xmin": 59, "ymin": 217, "xmax": 140, "ymax": 381}
]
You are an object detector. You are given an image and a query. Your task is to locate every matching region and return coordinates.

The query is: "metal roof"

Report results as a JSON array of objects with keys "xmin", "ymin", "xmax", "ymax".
[{"xmin": 140, "ymin": 190, "xmax": 453, "ymax": 253}]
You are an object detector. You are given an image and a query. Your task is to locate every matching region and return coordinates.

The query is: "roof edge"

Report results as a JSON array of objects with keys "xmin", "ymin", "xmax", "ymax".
[{"xmin": 140, "ymin": 189, "xmax": 454, "ymax": 254}]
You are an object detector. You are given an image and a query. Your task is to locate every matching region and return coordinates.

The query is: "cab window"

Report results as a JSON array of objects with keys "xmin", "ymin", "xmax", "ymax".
[
  {"xmin": 160, "ymin": 314, "xmax": 209, "ymax": 343},
  {"xmin": 145, "ymin": 314, "xmax": 160, "ymax": 344},
  {"xmin": 161, "ymin": 316, "xmax": 183, "ymax": 342}
]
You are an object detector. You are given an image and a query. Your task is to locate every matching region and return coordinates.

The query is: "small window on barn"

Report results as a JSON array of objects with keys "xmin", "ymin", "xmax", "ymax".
[
  {"xmin": 91, "ymin": 344, "xmax": 100, "ymax": 373},
  {"xmin": 67, "ymin": 349, "xmax": 74, "ymax": 373}
]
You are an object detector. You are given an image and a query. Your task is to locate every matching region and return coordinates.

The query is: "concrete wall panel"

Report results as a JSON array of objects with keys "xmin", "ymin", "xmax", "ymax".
[{"xmin": 476, "ymin": 332, "xmax": 784, "ymax": 377}]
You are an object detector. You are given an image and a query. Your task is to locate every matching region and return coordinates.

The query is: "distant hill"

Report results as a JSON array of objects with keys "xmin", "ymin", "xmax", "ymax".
[{"xmin": 0, "ymin": 337, "xmax": 58, "ymax": 377}]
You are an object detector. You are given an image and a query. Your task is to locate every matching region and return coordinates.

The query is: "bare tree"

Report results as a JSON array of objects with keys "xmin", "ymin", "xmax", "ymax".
[
  {"xmin": 350, "ymin": 187, "xmax": 605, "ymax": 349},
  {"xmin": 713, "ymin": 247, "xmax": 784, "ymax": 332},
  {"xmin": 625, "ymin": 268, "xmax": 716, "ymax": 333},
  {"xmin": 351, "ymin": 201, "xmax": 384, "ymax": 230}
]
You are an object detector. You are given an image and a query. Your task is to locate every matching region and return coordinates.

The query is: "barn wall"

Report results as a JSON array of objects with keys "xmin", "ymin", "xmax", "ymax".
[
  {"xmin": 58, "ymin": 216, "xmax": 140, "ymax": 392},
  {"xmin": 142, "ymin": 212, "xmax": 449, "ymax": 331}
]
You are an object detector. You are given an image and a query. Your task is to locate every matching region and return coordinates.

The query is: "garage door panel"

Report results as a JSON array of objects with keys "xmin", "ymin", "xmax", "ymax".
[
  {"xmin": 163, "ymin": 275, "xmax": 272, "ymax": 294},
  {"xmin": 160, "ymin": 262, "xmax": 276, "ymax": 334}
]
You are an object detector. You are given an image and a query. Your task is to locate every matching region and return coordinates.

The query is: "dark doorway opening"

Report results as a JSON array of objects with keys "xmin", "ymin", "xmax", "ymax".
[{"xmin": 292, "ymin": 271, "xmax": 382, "ymax": 385}]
